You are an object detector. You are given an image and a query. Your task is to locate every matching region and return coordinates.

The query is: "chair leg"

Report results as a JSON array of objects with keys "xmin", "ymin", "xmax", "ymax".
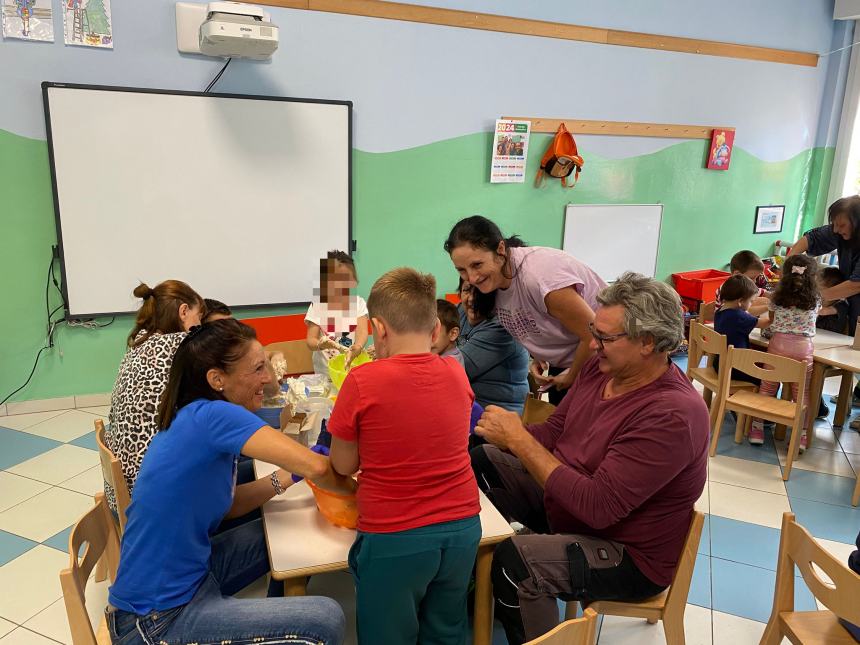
[
  {"xmin": 709, "ymin": 400, "xmax": 728, "ymax": 458},
  {"xmin": 703, "ymin": 388, "xmax": 713, "ymax": 409},
  {"xmin": 93, "ymin": 493, "xmax": 107, "ymax": 582},
  {"xmin": 646, "ymin": 617, "xmax": 658, "ymax": 624},
  {"xmin": 759, "ymin": 618, "xmax": 784, "ymax": 645},
  {"xmin": 662, "ymin": 614, "xmax": 685, "ymax": 645},
  {"xmin": 783, "ymin": 425, "xmax": 802, "ymax": 482},
  {"xmin": 853, "ymin": 475, "xmax": 860, "ymax": 507},
  {"xmin": 835, "ymin": 371, "xmax": 854, "ymax": 428}
]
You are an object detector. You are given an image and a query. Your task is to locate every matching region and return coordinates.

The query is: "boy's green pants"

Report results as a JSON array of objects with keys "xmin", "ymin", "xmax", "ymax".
[{"xmin": 348, "ymin": 515, "xmax": 482, "ymax": 644}]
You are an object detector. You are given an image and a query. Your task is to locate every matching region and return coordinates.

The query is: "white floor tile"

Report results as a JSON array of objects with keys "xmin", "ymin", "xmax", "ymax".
[
  {"xmin": 711, "ymin": 610, "xmax": 789, "ymax": 645},
  {"xmin": 0, "ymin": 473, "xmax": 51, "ymax": 514},
  {"xmin": 0, "ymin": 620, "xmax": 14, "ymax": 639},
  {"xmin": 24, "ymin": 579, "xmax": 109, "ymax": 645},
  {"xmin": 73, "ymin": 393, "xmax": 110, "ymax": 409},
  {"xmin": 0, "ymin": 627, "xmax": 63, "ymax": 645},
  {"xmin": 14, "ymin": 411, "xmax": 102, "ymax": 444},
  {"xmin": 709, "ymin": 481, "xmax": 792, "ymax": 529},
  {"xmin": 75, "ymin": 406, "xmax": 110, "ymax": 418},
  {"xmin": 596, "ymin": 603, "xmax": 711, "ymax": 644},
  {"xmin": 0, "ymin": 412, "xmax": 65, "ymax": 432},
  {"xmin": 816, "ymin": 537, "xmax": 857, "ymax": 564},
  {"xmin": 776, "ymin": 444, "xmax": 855, "ymax": 478},
  {"xmin": 807, "ymin": 425, "xmax": 840, "ymax": 451},
  {"xmin": 695, "ymin": 482, "xmax": 709, "ymax": 514},
  {"xmin": 708, "ymin": 455, "xmax": 786, "ymax": 495},
  {"xmin": 8, "ymin": 446, "xmax": 99, "ymax": 486},
  {"xmin": 0, "ymin": 488, "xmax": 93, "ymax": 542},
  {"xmin": 838, "ymin": 430, "xmax": 860, "ymax": 455},
  {"xmin": 846, "ymin": 452, "xmax": 860, "ymax": 475},
  {"xmin": 58, "ymin": 467, "xmax": 103, "ymax": 497},
  {"xmin": 0, "ymin": 546, "xmax": 68, "ymax": 624},
  {"xmin": 6, "ymin": 399, "xmax": 76, "ymax": 417}
]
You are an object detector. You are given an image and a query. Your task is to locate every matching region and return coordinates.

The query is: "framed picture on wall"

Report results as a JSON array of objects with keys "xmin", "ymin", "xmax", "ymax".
[{"xmin": 754, "ymin": 205, "xmax": 785, "ymax": 234}]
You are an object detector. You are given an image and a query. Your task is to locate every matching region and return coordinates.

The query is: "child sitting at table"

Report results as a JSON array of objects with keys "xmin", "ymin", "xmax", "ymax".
[
  {"xmin": 715, "ymin": 250, "xmax": 771, "ymax": 315},
  {"xmin": 328, "ymin": 267, "xmax": 481, "ymax": 645},
  {"xmin": 432, "ymin": 298, "xmax": 464, "ymax": 365},
  {"xmin": 817, "ymin": 266, "xmax": 849, "ymax": 334},
  {"xmin": 749, "ymin": 255, "xmax": 821, "ymax": 451},
  {"xmin": 713, "ymin": 274, "xmax": 771, "ymax": 385}
]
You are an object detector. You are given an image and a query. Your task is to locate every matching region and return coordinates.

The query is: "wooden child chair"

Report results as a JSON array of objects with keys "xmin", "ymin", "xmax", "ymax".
[
  {"xmin": 760, "ymin": 512, "xmax": 860, "ymax": 644},
  {"xmin": 685, "ymin": 321, "xmax": 758, "ymax": 455},
  {"xmin": 94, "ymin": 420, "xmax": 129, "ymax": 533},
  {"xmin": 711, "ymin": 347, "xmax": 808, "ymax": 480},
  {"xmin": 59, "ymin": 493, "xmax": 120, "ymax": 645},
  {"xmin": 698, "ymin": 301, "xmax": 716, "ymax": 325},
  {"xmin": 584, "ymin": 511, "xmax": 705, "ymax": 645},
  {"xmin": 524, "ymin": 608, "xmax": 598, "ymax": 645}
]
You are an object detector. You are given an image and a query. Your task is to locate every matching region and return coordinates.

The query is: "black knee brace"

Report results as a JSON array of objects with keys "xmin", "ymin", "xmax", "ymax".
[{"xmin": 491, "ymin": 538, "xmax": 530, "ymax": 602}]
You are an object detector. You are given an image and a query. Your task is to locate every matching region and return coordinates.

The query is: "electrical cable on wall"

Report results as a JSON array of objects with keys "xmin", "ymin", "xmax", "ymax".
[{"xmin": 204, "ymin": 58, "xmax": 232, "ymax": 92}]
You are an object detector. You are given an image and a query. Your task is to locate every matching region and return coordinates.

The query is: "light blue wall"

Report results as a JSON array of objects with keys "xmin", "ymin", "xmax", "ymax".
[{"xmin": 0, "ymin": 0, "xmax": 844, "ymax": 161}]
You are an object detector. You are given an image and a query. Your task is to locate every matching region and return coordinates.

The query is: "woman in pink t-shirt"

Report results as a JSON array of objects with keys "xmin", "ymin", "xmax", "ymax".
[{"xmin": 445, "ymin": 216, "xmax": 606, "ymax": 404}]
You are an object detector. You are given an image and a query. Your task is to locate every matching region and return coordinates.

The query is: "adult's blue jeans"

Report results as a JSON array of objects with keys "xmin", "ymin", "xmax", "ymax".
[{"xmin": 107, "ymin": 518, "xmax": 345, "ymax": 644}]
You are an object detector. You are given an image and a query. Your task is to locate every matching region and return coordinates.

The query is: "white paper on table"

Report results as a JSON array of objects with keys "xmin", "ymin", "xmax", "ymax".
[
  {"xmin": 63, "ymin": 0, "xmax": 112, "ymax": 48},
  {"xmin": 490, "ymin": 119, "xmax": 531, "ymax": 184},
  {"xmin": 2, "ymin": 0, "xmax": 54, "ymax": 42}
]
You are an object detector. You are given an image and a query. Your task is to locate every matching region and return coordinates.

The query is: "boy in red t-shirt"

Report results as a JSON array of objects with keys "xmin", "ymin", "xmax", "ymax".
[{"xmin": 329, "ymin": 267, "xmax": 481, "ymax": 644}]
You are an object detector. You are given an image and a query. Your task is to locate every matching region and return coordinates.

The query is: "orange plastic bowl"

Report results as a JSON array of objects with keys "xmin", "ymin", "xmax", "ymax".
[{"xmin": 306, "ymin": 479, "xmax": 359, "ymax": 529}]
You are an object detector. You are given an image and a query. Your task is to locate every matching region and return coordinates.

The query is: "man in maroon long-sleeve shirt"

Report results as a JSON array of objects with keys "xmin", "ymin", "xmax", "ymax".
[{"xmin": 473, "ymin": 273, "xmax": 709, "ymax": 644}]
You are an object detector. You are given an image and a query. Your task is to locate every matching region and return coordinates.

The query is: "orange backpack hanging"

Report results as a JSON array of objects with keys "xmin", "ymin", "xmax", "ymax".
[{"xmin": 535, "ymin": 123, "xmax": 584, "ymax": 188}]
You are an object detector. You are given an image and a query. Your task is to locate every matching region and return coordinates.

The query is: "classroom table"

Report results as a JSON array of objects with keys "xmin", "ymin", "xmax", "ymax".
[{"xmin": 254, "ymin": 460, "xmax": 514, "ymax": 645}]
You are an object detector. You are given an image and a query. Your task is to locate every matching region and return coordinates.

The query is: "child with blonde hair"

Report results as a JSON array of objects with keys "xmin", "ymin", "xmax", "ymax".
[{"xmin": 328, "ymin": 267, "xmax": 480, "ymax": 644}]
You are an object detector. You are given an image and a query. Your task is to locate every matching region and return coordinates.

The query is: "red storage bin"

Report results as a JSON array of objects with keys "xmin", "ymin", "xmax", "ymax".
[{"xmin": 671, "ymin": 269, "xmax": 730, "ymax": 302}]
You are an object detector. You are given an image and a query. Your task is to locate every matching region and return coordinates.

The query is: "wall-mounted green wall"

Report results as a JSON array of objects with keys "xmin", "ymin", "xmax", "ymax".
[{"xmin": 0, "ymin": 127, "xmax": 834, "ymax": 402}]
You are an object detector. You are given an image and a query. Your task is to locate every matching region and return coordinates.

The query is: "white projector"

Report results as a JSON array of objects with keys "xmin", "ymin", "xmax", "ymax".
[{"xmin": 176, "ymin": 1, "xmax": 279, "ymax": 60}]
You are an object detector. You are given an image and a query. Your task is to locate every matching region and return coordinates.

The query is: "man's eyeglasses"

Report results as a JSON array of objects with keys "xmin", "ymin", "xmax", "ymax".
[{"xmin": 588, "ymin": 322, "xmax": 627, "ymax": 349}]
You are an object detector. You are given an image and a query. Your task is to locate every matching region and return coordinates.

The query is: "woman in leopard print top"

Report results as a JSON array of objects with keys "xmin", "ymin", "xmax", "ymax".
[{"xmin": 105, "ymin": 280, "xmax": 204, "ymax": 513}]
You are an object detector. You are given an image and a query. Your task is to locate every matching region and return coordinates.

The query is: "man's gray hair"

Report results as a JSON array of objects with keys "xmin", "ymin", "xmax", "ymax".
[{"xmin": 596, "ymin": 272, "xmax": 684, "ymax": 353}]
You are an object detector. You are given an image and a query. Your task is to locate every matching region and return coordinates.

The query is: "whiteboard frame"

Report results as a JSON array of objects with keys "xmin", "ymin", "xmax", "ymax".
[
  {"xmin": 561, "ymin": 203, "xmax": 663, "ymax": 282},
  {"xmin": 41, "ymin": 82, "xmax": 353, "ymax": 318}
]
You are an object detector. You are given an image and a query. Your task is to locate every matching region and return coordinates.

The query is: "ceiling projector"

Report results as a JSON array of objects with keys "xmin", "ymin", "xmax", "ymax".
[{"xmin": 176, "ymin": 1, "xmax": 279, "ymax": 60}]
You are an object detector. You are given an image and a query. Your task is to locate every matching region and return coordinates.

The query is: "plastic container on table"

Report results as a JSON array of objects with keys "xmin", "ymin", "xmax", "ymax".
[
  {"xmin": 671, "ymin": 269, "xmax": 730, "ymax": 302},
  {"xmin": 328, "ymin": 351, "xmax": 372, "ymax": 390},
  {"xmin": 306, "ymin": 478, "xmax": 359, "ymax": 529}
]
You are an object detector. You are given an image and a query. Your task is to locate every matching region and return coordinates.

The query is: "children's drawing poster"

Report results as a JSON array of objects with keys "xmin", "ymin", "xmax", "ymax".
[
  {"xmin": 1, "ymin": 0, "xmax": 54, "ymax": 42},
  {"xmin": 491, "ymin": 119, "xmax": 530, "ymax": 183},
  {"xmin": 64, "ymin": 0, "xmax": 112, "ymax": 48},
  {"xmin": 707, "ymin": 129, "xmax": 735, "ymax": 170}
]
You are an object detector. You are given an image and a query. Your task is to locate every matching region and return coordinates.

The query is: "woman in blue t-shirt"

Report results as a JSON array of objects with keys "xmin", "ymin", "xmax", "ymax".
[{"xmin": 106, "ymin": 319, "xmax": 352, "ymax": 645}]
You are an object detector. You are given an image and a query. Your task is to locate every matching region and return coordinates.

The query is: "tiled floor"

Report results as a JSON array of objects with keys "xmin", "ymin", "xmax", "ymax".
[{"xmin": 0, "ymin": 377, "xmax": 858, "ymax": 644}]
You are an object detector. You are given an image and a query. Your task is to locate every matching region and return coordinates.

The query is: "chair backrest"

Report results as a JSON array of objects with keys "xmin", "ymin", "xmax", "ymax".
[
  {"xmin": 524, "ymin": 608, "xmax": 598, "ymax": 644},
  {"xmin": 664, "ymin": 510, "xmax": 706, "ymax": 615},
  {"xmin": 94, "ymin": 420, "xmax": 129, "ymax": 533},
  {"xmin": 59, "ymin": 494, "xmax": 120, "ymax": 645},
  {"xmin": 522, "ymin": 395, "xmax": 556, "ymax": 425},
  {"xmin": 771, "ymin": 512, "xmax": 860, "ymax": 626},
  {"xmin": 699, "ymin": 301, "xmax": 717, "ymax": 324},
  {"xmin": 265, "ymin": 340, "xmax": 314, "ymax": 376},
  {"xmin": 687, "ymin": 321, "xmax": 726, "ymax": 376},
  {"xmin": 723, "ymin": 347, "xmax": 807, "ymax": 387}
]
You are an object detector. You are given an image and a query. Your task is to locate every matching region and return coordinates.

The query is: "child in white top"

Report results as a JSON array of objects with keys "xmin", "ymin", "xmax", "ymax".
[
  {"xmin": 749, "ymin": 254, "xmax": 820, "ymax": 451},
  {"xmin": 305, "ymin": 251, "xmax": 368, "ymax": 375}
]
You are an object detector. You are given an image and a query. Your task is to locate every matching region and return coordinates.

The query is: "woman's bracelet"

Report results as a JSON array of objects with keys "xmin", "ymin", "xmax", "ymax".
[{"xmin": 270, "ymin": 471, "xmax": 286, "ymax": 495}]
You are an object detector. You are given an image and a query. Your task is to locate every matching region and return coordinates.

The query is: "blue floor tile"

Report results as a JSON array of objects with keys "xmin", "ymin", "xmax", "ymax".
[
  {"xmin": 714, "ymin": 417, "xmax": 781, "ymax": 465},
  {"xmin": 709, "ymin": 516, "xmax": 781, "ymax": 571},
  {"xmin": 790, "ymin": 497, "xmax": 860, "ymax": 544},
  {"xmin": 784, "ymin": 469, "xmax": 857, "ymax": 508},
  {"xmin": 0, "ymin": 427, "xmax": 62, "ymax": 470},
  {"xmin": 69, "ymin": 431, "xmax": 98, "ymax": 451},
  {"xmin": 698, "ymin": 515, "xmax": 711, "ymax": 556},
  {"xmin": 711, "ymin": 558, "xmax": 817, "ymax": 623},
  {"xmin": 0, "ymin": 529, "xmax": 38, "ymax": 566},
  {"xmin": 43, "ymin": 525, "xmax": 74, "ymax": 554},
  {"xmin": 688, "ymin": 553, "xmax": 711, "ymax": 609}
]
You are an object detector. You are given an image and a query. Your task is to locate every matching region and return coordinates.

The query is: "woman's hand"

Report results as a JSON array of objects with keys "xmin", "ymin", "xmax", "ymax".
[{"xmin": 529, "ymin": 360, "xmax": 552, "ymax": 386}]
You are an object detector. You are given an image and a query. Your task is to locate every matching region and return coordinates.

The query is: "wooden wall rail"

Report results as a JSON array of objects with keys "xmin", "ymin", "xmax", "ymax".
[
  {"xmin": 504, "ymin": 117, "xmax": 735, "ymax": 140},
  {"xmin": 249, "ymin": 0, "xmax": 819, "ymax": 67}
]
